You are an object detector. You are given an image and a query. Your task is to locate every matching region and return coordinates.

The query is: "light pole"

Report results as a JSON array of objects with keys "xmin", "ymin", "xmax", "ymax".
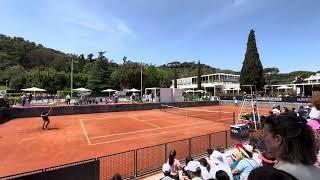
[
  {"xmin": 140, "ymin": 62, "xmax": 143, "ymax": 97},
  {"xmin": 70, "ymin": 56, "xmax": 74, "ymax": 98},
  {"xmin": 5, "ymin": 80, "xmax": 8, "ymax": 90}
]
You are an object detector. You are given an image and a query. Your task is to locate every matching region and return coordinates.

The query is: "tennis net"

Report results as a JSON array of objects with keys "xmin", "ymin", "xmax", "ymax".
[{"xmin": 160, "ymin": 104, "xmax": 235, "ymax": 124}]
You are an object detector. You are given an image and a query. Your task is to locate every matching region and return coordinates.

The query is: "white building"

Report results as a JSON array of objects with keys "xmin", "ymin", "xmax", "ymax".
[
  {"xmin": 264, "ymin": 73, "xmax": 320, "ymax": 97},
  {"xmin": 305, "ymin": 73, "xmax": 320, "ymax": 84},
  {"xmin": 171, "ymin": 73, "xmax": 240, "ymax": 96}
]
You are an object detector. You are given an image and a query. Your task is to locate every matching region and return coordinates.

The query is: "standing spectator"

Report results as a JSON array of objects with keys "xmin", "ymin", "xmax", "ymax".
[
  {"xmin": 263, "ymin": 113, "xmax": 320, "ymax": 180},
  {"xmin": 232, "ymin": 144, "xmax": 258, "ymax": 180},
  {"xmin": 28, "ymin": 93, "xmax": 32, "ymax": 104},
  {"xmin": 21, "ymin": 93, "xmax": 26, "ymax": 106},
  {"xmin": 151, "ymin": 93, "xmax": 155, "ymax": 102},
  {"xmin": 167, "ymin": 149, "xmax": 181, "ymax": 179},
  {"xmin": 234, "ymin": 97, "xmax": 238, "ymax": 107},
  {"xmin": 65, "ymin": 94, "xmax": 71, "ymax": 105}
]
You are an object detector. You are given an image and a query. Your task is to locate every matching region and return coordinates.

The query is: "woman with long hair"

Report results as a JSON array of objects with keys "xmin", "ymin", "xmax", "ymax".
[{"xmin": 263, "ymin": 112, "xmax": 320, "ymax": 180}]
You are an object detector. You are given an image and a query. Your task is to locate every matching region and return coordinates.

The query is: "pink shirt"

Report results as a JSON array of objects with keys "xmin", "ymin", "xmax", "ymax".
[{"xmin": 168, "ymin": 159, "xmax": 181, "ymax": 175}]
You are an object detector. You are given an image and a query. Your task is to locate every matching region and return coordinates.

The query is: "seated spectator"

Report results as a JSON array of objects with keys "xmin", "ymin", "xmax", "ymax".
[
  {"xmin": 272, "ymin": 105, "xmax": 281, "ymax": 115},
  {"xmin": 308, "ymin": 92, "xmax": 320, "ymax": 130},
  {"xmin": 181, "ymin": 156, "xmax": 194, "ymax": 180},
  {"xmin": 184, "ymin": 161, "xmax": 203, "ymax": 180},
  {"xmin": 218, "ymin": 148, "xmax": 233, "ymax": 167},
  {"xmin": 248, "ymin": 166, "xmax": 297, "ymax": 180},
  {"xmin": 208, "ymin": 150, "xmax": 233, "ymax": 180},
  {"xmin": 264, "ymin": 113, "xmax": 320, "ymax": 180},
  {"xmin": 112, "ymin": 173, "xmax": 123, "ymax": 180},
  {"xmin": 206, "ymin": 149, "xmax": 214, "ymax": 166},
  {"xmin": 283, "ymin": 107, "xmax": 289, "ymax": 113},
  {"xmin": 167, "ymin": 149, "xmax": 181, "ymax": 179},
  {"xmin": 199, "ymin": 158, "xmax": 210, "ymax": 180},
  {"xmin": 161, "ymin": 163, "xmax": 175, "ymax": 180},
  {"xmin": 229, "ymin": 147, "xmax": 243, "ymax": 180},
  {"xmin": 255, "ymin": 139, "xmax": 277, "ymax": 167},
  {"xmin": 232, "ymin": 144, "xmax": 258, "ymax": 180},
  {"xmin": 214, "ymin": 170, "xmax": 231, "ymax": 180}
]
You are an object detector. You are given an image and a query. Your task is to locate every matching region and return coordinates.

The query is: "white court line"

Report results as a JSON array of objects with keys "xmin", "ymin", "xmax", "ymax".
[
  {"xmin": 89, "ymin": 121, "xmax": 221, "ymax": 145},
  {"xmin": 89, "ymin": 121, "xmax": 208, "ymax": 140},
  {"xmin": 21, "ymin": 137, "xmax": 37, "ymax": 142},
  {"xmin": 128, "ymin": 116, "xmax": 161, "ymax": 128},
  {"xmin": 80, "ymin": 119, "xmax": 91, "ymax": 145},
  {"xmin": 80, "ymin": 116, "xmax": 128, "ymax": 121},
  {"xmin": 141, "ymin": 116, "xmax": 183, "ymax": 122}
]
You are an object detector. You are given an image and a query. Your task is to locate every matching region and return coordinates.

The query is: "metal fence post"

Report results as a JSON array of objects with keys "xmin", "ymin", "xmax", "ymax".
[
  {"xmin": 189, "ymin": 138, "xmax": 192, "ymax": 156},
  {"xmin": 42, "ymin": 169, "xmax": 45, "ymax": 180},
  {"xmin": 225, "ymin": 131, "xmax": 228, "ymax": 149},
  {"xmin": 165, "ymin": 143, "xmax": 168, "ymax": 162},
  {"xmin": 209, "ymin": 134, "xmax": 212, "ymax": 149},
  {"xmin": 134, "ymin": 150, "xmax": 138, "ymax": 177}
]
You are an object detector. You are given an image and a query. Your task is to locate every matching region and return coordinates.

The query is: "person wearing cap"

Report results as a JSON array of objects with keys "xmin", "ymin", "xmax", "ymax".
[
  {"xmin": 231, "ymin": 144, "xmax": 258, "ymax": 180},
  {"xmin": 161, "ymin": 163, "xmax": 175, "ymax": 180},
  {"xmin": 263, "ymin": 113, "xmax": 320, "ymax": 180},
  {"xmin": 272, "ymin": 105, "xmax": 281, "ymax": 115},
  {"xmin": 208, "ymin": 150, "xmax": 233, "ymax": 180},
  {"xmin": 184, "ymin": 161, "xmax": 203, "ymax": 180}
]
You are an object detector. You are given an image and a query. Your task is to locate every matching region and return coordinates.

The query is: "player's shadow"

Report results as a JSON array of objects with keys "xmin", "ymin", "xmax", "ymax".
[{"xmin": 46, "ymin": 127, "xmax": 59, "ymax": 130}]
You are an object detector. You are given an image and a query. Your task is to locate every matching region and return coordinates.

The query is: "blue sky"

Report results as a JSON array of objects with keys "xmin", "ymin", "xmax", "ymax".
[{"xmin": 0, "ymin": 0, "xmax": 319, "ymax": 73}]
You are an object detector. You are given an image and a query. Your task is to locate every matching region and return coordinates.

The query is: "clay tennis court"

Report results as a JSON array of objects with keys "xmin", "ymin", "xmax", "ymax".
[{"xmin": 0, "ymin": 105, "xmax": 270, "ymax": 177}]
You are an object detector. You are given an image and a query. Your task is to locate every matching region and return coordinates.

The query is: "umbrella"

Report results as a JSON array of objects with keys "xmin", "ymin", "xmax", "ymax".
[
  {"xmin": 277, "ymin": 85, "xmax": 292, "ymax": 90},
  {"xmin": 21, "ymin": 87, "xmax": 46, "ymax": 92},
  {"xmin": 127, "ymin": 88, "xmax": 140, "ymax": 92},
  {"xmin": 195, "ymin": 90, "xmax": 206, "ymax": 93},
  {"xmin": 73, "ymin": 88, "xmax": 91, "ymax": 92},
  {"xmin": 185, "ymin": 90, "xmax": 195, "ymax": 93},
  {"xmin": 101, "ymin": 89, "xmax": 116, "ymax": 97}
]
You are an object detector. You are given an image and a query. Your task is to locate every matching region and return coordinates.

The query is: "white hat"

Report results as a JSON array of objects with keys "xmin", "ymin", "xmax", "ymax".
[
  {"xmin": 210, "ymin": 150, "xmax": 223, "ymax": 165},
  {"xmin": 239, "ymin": 145, "xmax": 254, "ymax": 159},
  {"xmin": 185, "ymin": 161, "xmax": 201, "ymax": 172},
  {"xmin": 162, "ymin": 163, "xmax": 171, "ymax": 173}
]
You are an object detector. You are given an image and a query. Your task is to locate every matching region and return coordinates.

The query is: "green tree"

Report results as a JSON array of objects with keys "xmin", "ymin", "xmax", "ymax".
[
  {"xmin": 144, "ymin": 65, "xmax": 160, "ymax": 88},
  {"xmin": 240, "ymin": 29, "xmax": 265, "ymax": 91},
  {"xmin": 87, "ymin": 59, "xmax": 112, "ymax": 91},
  {"xmin": 197, "ymin": 60, "xmax": 202, "ymax": 90}
]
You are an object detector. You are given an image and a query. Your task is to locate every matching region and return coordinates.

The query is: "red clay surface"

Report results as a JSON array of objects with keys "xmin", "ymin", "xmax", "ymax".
[{"xmin": 0, "ymin": 105, "xmax": 270, "ymax": 177}]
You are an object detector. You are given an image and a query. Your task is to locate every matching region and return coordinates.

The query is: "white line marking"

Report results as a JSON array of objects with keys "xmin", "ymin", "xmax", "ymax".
[
  {"xmin": 128, "ymin": 116, "xmax": 161, "ymax": 128},
  {"xmin": 80, "ymin": 116, "xmax": 127, "ymax": 121},
  {"xmin": 89, "ymin": 122, "xmax": 222, "ymax": 145},
  {"xmin": 89, "ymin": 121, "xmax": 208, "ymax": 139},
  {"xmin": 80, "ymin": 119, "xmax": 91, "ymax": 145},
  {"xmin": 21, "ymin": 137, "xmax": 37, "ymax": 142}
]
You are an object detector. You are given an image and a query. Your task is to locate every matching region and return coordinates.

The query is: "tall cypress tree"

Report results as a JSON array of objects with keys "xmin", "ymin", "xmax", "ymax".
[
  {"xmin": 240, "ymin": 30, "xmax": 265, "ymax": 91},
  {"xmin": 197, "ymin": 60, "xmax": 202, "ymax": 90}
]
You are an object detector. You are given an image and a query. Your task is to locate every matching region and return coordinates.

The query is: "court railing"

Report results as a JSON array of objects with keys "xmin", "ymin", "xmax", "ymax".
[{"xmin": 0, "ymin": 130, "xmax": 238, "ymax": 180}]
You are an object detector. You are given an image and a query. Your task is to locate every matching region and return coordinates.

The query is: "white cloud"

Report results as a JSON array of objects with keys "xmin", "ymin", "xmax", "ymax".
[
  {"xmin": 43, "ymin": 0, "xmax": 134, "ymax": 37},
  {"xmin": 232, "ymin": 0, "xmax": 247, "ymax": 6}
]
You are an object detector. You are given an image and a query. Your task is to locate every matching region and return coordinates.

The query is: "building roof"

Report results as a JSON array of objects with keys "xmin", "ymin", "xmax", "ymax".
[{"xmin": 304, "ymin": 73, "xmax": 320, "ymax": 81}]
